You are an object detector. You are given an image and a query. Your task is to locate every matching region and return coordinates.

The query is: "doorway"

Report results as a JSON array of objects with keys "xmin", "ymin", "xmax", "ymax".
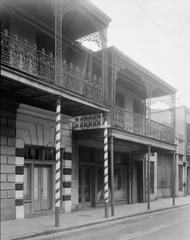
[
  {"xmin": 33, "ymin": 166, "xmax": 52, "ymax": 212},
  {"xmin": 187, "ymin": 167, "xmax": 190, "ymax": 195},
  {"xmin": 79, "ymin": 166, "xmax": 92, "ymax": 208}
]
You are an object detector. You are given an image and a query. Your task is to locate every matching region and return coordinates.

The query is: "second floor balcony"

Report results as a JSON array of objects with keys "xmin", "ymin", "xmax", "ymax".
[
  {"xmin": 1, "ymin": 29, "xmax": 104, "ymax": 105},
  {"xmin": 74, "ymin": 106, "xmax": 175, "ymax": 144}
]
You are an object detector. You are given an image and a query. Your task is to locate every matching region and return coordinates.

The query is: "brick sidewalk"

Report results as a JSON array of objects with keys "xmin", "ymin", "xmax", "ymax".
[{"xmin": 1, "ymin": 196, "xmax": 190, "ymax": 240}]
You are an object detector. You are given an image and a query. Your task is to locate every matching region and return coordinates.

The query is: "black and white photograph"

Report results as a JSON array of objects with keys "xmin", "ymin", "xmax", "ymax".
[{"xmin": 1, "ymin": 0, "xmax": 190, "ymax": 239}]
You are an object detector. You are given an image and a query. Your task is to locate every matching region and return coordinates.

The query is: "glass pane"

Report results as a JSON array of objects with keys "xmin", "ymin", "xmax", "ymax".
[
  {"xmin": 34, "ymin": 167, "xmax": 39, "ymax": 200},
  {"xmin": 150, "ymin": 162, "xmax": 154, "ymax": 193},
  {"xmin": 24, "ymin": 166, "xmax": 28, "ymax": 199},
  {"xmin": 42, "ymin": 167, "xmax": 48, "ymax": 200},
  {"xmin": 44, "ymin": 148, "xmax": 55, "ymax": 161},
  {"xmin": 84, "ymin": 168, "xmax": 90, "ymax": 202},
  {"xmin": 178, "ymin": 165, "xmax": 183, "ymax": 191},
  {"xmin": 97, "ymin": 167, "xmax": 104, "ymax": 201},
  {"xmin": 24, "ymin": 165, "xmax": 31, "ymax": 200},
  {"xmin": 114, "ymin": 167, "xmax": 124, "ymax": 200},
  {"xmin": 78, "ymin": 168, "xmax": 82, "ymax": 203}
]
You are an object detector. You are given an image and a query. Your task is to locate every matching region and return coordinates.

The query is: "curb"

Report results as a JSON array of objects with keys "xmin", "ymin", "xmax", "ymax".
[{"xmin": 7, "ymin": 203, "xmax": 189, "ymax": 240}]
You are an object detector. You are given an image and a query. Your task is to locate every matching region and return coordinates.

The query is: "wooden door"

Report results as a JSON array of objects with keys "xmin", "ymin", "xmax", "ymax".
[
  {"xmin": 79, "ymin": 166, "xmax": 92, "ymax": 208},
  {"xmin": 187, "ymin": 167, "xmax": 190, "ymax": 195},
  {"xmin": 33, "ymin": 166, "xmax": 52, "ymax": 212}
]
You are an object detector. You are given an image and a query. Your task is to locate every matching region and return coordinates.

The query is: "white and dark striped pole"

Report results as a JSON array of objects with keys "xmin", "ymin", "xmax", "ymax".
[
  {"xmin": 104, "ymin": 119, "xmax": 109, "ymax": 218},
  {"xmin": 55, "ymin": 98, "xmax": 61, "ymax": 227}
]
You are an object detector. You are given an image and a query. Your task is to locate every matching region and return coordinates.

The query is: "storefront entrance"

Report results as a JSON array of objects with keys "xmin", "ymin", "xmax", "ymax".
[
  {"xmin": 157, "ymin": 153, "xmax": 172, "ymax": 198},
  {"xmin": 79, "ymin": 166, "xmax": 92, "ymax": 208},
  {"xmin": 187, "ymin": 167, "xmax": 190, "ymax": 195},
  {"xmin": 24, "ymin": 146, "xmax": 54, "ymax": 215}
]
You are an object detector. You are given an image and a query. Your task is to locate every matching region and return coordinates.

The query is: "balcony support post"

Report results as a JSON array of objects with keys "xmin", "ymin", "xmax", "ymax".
[
  {"xmin": 171, "ymin": 93, "xmax": 176, "ymax": 142},
  {"xmin": 104, "ymin": 116, "xmax": 109, "ymax": 218},
  {"xmin": 147, "ymin": 144, "xmax": 151, "ymax": 210},
  {"xmin": 110, "ymin": 136, "xmax": 115, "ymax": 216},
  {"xmin": 55, "ymin": 0, "xmax": 63, "ymax": 86},
  {"xmin": 128, "ymin": 152, "xmax": 132, "ymax": 204},
  {"xmin": 101, "ymin": 29, "xmax": 108, "ymax": 105},
  {"xmin": 172, "ymin": 151, "xmax": 176, "ymax": 206},
  {"xmin": 55, "ymin": 98, "xmax": 61, "ymax": 227},
  {"xmin": 146, "ymin": 85, "xmax": 153, "ymax": 136}
]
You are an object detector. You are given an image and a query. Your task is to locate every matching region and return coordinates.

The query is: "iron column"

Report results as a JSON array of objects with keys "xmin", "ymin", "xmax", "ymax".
[
  {"xmin": 147, "ymin": 144, "xmax": 151, "ymax": 210},
  {"xmin": 55, "ymin": 98, "xmax": 61, "ymax": 227},
  {"xmin": 110, "ymin": 136, "xmax": 115, "ymax": 216},
  {"xmin": 104, "ymin": 119, "xmax": 109, "ymax": 218}
]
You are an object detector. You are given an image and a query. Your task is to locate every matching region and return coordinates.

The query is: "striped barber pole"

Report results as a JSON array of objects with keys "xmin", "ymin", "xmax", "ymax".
[
  {"xmin": 55, "ymin": 98, "xmax": 61, "ymax": 226},
  {"xmin": 15, "ymin": 140, "xmax": 24, "ymax": 219},
  {"xmin": 104, "ymin": 119, "xmax": 109, "ymax": 218}
]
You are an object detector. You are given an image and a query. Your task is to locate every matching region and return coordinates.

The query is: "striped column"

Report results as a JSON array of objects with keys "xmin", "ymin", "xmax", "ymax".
[
  {"xmin": 15, "ymin": 139, "xmax": 24, "ymax": 219},
  {"xmin": 55, "ymin": 98, "xmax": 61, "ymax": 227},
  {"xmin": 104, "ymin": 119, "xmax": 109, "ymax": 218},
  {"xmin": 62, "ymin": 151, "xmax": 72, "ymax": 213}
]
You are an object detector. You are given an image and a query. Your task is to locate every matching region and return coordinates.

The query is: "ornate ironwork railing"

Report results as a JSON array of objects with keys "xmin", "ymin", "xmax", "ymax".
[
  {"xmin": 74, "ymin": 106, "xmax": 174, "ymax": 144},
  {"xmin": 1, "ymin": 29, "xmax": 104, "ymax": 104},
  {"xmin": 74, "ymin": 113, "xmax": 105, "ymax": 130},
  {"xmin": 111, "ymin": 106, "xmax": 174, "ymax": 144}
]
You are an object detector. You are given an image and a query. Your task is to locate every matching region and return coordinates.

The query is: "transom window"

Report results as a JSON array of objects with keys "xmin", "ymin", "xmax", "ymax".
[{"xmin": 24, "ymin": 146, "xmax": 55, "ymax": 161}]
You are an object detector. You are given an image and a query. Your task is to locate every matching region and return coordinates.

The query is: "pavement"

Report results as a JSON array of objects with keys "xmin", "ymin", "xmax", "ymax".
[{"xmin": 1, "ymin": 196, "xmax": 190, "ymax": 240}]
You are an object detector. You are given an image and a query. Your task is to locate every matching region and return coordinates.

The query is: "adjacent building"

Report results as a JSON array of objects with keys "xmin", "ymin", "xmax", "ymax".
[
  {"xmin": 74, "ymin": 46, "xmax": 176, "ymax": 208},
  {"xmin": 152, "ymin": 106, "xmax": 190, "ymax": 197}
]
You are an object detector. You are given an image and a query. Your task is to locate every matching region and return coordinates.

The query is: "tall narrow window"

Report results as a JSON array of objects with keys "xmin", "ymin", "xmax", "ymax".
[
  {"xmin": 150, "ymin": 162, "xmax": 154, "ymax": 194},
  {"xmin": 24, "ymin": 165, "xmax": 31, "ymax": 201},
  {"xmin": 178, "ymin": 165, "xmax": 183, "ymax": 191},
  {"xmin": 116, "ymin": 92, "xmax": 125, "ymax": 109}
]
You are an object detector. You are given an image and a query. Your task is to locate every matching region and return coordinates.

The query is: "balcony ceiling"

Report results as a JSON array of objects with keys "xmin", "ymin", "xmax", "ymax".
[{"xmin": 5, "ymin": 0, "xmax": 110, "ymax": 40}]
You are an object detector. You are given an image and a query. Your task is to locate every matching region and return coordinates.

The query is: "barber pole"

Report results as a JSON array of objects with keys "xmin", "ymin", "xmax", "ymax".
[
  {"xmin": 104, "ymin": 119, "xmax": 109, "ymax": 218},
  {"xmin": 55, "ymin": 98, "xmax": 61, "ymax": 227}
]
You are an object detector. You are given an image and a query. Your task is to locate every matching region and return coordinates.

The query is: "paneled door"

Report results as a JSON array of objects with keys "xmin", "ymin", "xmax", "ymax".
[
  {"xmin": 33, "ymin": 166, "xmax": 52, "ymax": 212},
  {"xmin": 187, "ymin": 167, "xmax": 190, "ymax": 195},
  {"xmin": 79, "ymin": 166, "xmax": 92, "ymax": 208}
]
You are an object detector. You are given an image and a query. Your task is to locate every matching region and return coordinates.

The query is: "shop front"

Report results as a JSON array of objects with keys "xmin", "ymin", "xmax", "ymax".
[
  {"xmin": 24, "ymin": 146, "xmax": 55, "ymax": 216},
  {"xmin": 78, "ymin": 147, "xmax": 129, "ymax": 209}
]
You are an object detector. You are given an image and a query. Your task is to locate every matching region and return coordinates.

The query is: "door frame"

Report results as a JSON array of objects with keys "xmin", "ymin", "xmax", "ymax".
[{"xmin": 24, "ymin": 160, "xmax": 55, "ymax": 215}]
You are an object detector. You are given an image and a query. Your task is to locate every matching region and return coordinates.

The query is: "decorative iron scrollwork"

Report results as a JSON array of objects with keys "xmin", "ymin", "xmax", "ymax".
[
  {"xmin": 1, "ymin": 29, "xmax": 104, "ymax": 105},
  {"xmin": 76, "ymin": 31, "xmax": 103, "ymax": 50}
]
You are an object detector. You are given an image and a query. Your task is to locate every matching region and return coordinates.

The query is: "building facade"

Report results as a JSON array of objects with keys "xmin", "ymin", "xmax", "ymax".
[
  {"xmin": 152, "ymin": 106, "xmax": 190, "ymax": 197},
  {"xmin": 1, "ymin": 0, "xmax": 177, "ymax": 221},
  {"xmin": 74, "ymin": 47, "xmax": 176, "ymax": 209},
  {"xmin": 0, "ymin": 0, "xmax": 111, "ymax": 220}
]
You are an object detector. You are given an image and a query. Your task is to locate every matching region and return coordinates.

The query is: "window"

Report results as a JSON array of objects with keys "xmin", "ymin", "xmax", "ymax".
[
  {"xmin": 133, "ymin": 99, "xmax": 144, "ymax": 115},
  {"xmin": 187, "ymin": 123, "xmax": 190, "ymax": 142},
  {"xmin": 179, "ymin": 155, "xmax": 183, "ymax": 162},
  {"xmin": 150, "ymin": 162, "xmax": 154, "ymax": 194},
  {"xmin": 116, "ymin": 92, "xmax": 125, "ymax": 108},
  {"xmin": 24, "ymin": 146, "xmax": 55, "ymax": 161},
  {"xmin": 24, "ymin": 165, "xmax": 31, "ymax": 201},
  {"xmin": 178, "ymin": 165, "xmax": 183, "ymax": 191}
]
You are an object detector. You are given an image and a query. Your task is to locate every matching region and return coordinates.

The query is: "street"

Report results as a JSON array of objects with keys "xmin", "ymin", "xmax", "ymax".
[{"xmin": 32, "ymin": 206, "xmax": 190, "ymax": 240}]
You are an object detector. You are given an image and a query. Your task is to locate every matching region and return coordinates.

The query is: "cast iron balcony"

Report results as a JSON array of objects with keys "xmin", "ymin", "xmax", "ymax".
[
  {"xmin": 74, "ymin": 106, "xmax": 175, "ymax": 144},
  {"xmin": 1, "ymin": 29, "xmax": 104, "ymax": 104}
]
